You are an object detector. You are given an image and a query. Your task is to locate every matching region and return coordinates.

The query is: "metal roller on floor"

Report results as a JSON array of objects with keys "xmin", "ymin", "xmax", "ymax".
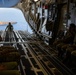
[{"xmin": 0, "ymin": 30, "xmax": 75, "ymax": 75}]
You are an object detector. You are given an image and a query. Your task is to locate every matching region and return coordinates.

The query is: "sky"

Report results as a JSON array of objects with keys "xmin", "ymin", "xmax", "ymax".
[{"xmin": 0, "ymin": 8, "xmax": 33, "ymax": 34}]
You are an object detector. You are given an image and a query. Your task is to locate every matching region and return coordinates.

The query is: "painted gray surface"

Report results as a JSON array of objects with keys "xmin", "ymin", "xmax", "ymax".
[{"xmin": 0, "ymin": 0, "xmax": 20, "ymax": 7}]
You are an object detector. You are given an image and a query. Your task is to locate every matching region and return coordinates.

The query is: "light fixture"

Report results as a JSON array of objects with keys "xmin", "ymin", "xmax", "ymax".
[{"xmin": 34, "ymin": 0, "xmax": 38, "ymax": 2}]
